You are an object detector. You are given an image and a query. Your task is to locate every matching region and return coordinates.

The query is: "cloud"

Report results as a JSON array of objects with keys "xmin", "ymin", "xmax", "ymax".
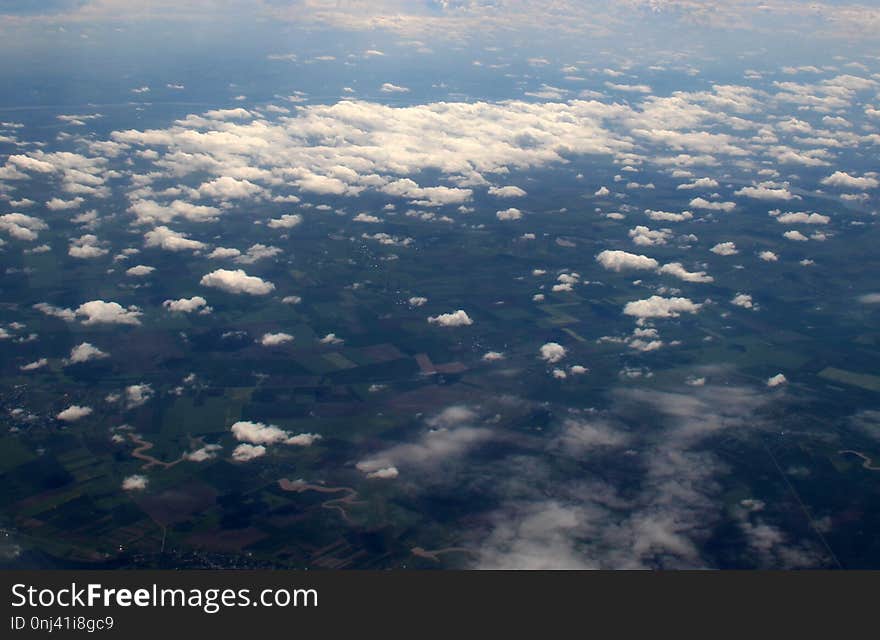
[
  {"xmin": 676, "ymin": 177, "xmax": 719, "ymax": 190},
  {"xmin": 125, "ymin": 383, "xmax": 153, "ymax": 408},
  {"xmin": 33, "ymin": 303, "xmax": 76, "ymax": 322},
  {"xmin": 731, "ymin": 293, "xmax": 754, "ymax": 309},
  {"xmin": 75, "ymin": 300, "xmax": 142, "ymax": 325},
  {"xmin": 121, "ymin": 475, "xmax": 148, "ymax": 491},
  {"xmin": 231, "ymin": 421, "xmax": 290, "ymax": 445},
  {"xmin": 362, "ymin": 232, "xmax": 413, "ymax": 247},
  {"xmin": 427, "ymin": 406, "xmax": 478, "ymax": 429},
  {"xmin": 366, "ymin": 467, "xmax": 399, "ymax": 479},
  {"xmin": 476, "ymin": 500, "xmax": 597, "ymax": 569},
  {"xmin": 259, "ymin": 332, "xmax": 294, "ymax": 346},
  {"xmin": 294, "ymin": 173, "xmax": 351, "ymax": 195},
  {"xmin": 57, "ymin": 113, "xmax": 102, "ymax": 127},
  {"xmin": 605, "ymin": 82, "xmax": 652, "ymax": 93},
  {"xmin": 6, "ymin": 154, "xmax": 55, "ymax": 173},
  {"xmin": 357, "ymin": 406, "xmax": 489, "ymax": 475},
  {"xmin": 125, "ymin": 265, "xmax": 155, "ymax": 277},
  {"xmin": 496, "ymin": 207, "xmax": 523, "ymax": 220},
  {"xmin": 525, "ymin": 84, "xmax": 569, "ymax": 100},
  {"xmin": 658, "ymin": 262, "xmax": 714, "ymax": 283},
  {"xmin": 555, "ymin": 418, "xmax": 629, "ymax": 453},
  {"xmin": 408, "ymin": 296, "xmax": 428, "ymax": 307},
  {"xmin": 68, "ymin": 234, "xmax": 109, "ymax": 259},
  {"xmin": 645, "ymin": 209, "xmax": 693, "ymax": 222},
  {"xmin": 629, "ymin": 226, "xmax": 671, "ymax": 246},
  {"xmin": 470, "ymin": 384, "xmax": 786, "ymax": 569},
  {"xmin": 554, "ymin": 272, "xmax": 580, "ymax": 293},
  {"xmin": 15, "ymin": 0, "xmax": 880, "ymax": 45},
  {"xmin": 232, "ymin": 443, "xmax": 266, "ymax": 462},
  {"xmin": 66, "ymin": 342, "xmax": 108, "ymax": 364},
  {"xmin": 200, "ymin": 269, "xmax": 275, "ymax": 295},
  {"xmin": 144, "ymin": 226, "xmax": 206, "ymax": 252},
  {"xmin": 108, "ymin": 98, "xmax": 632, "ymax": 212},
  {"xmin": 482, "ymin": 351, "xmax": 505, "ymax": 362},
  {"xmin": 820, "ymin": 171, "xmax": 878, "ymax": 190},
  {"xmin": 428, "ymin": 310, "xmax": 473, "ymax": 327},
  {"xmin": 623, "ymin": 296, "xmax": 702, "ymax": 319},
  {"xmin": 773, "ymin": 211, "xmax": 829, "ymax": 225},
  {"xmin": 233, "ymin": 244, "xmax": 281, "ymax": 264},
  {"xmin": 207, "ymin": 247, "xmax": 241, "ymax": 259},
  {"xmin": 783, "ymin": 230, "xmax": 808, "ymax": 241},
  {"xmin": 858, "ymin": 293, "xmax": 880, "ymax": 304},
  {"xmin": 768, "ymin": 147, "xmax": 831, "ymax": 167},
  {"xmin": 595, "ymin": 250, "xmax": 659, "ymax": 272},
  {"xmin": 0, "ymin": 213, "xmax": 48, "ymax": 241},
  {"xmin": 355, "ymin": 424, "xmax": 488, "ymax": 474},
  {"xmin": 184, "ymin": 444, "xmax": 222, "ymax": 462},
  {"xmin": 57, "ymin": 404, "xmax": 92, "ymax": 421},
  {"xmin": 734, "ymin": 184, "xmax": 798, "ymax": 200},
  {"xmin": 129, "ymin": 200, "xmax": 221, "ymax": 225},
  {"xmin": 539, "ymin": 342, "xmax": 567, "ymax": 363},
  {"xmin": 197, "ymin": 176, "xmax": 265, "ymax": 200},
  {"xmin": 203, "ymin": 107, "xmax": 252, "ymax": 120},
  {"xmin": 230, "ymin": 420, "xmax": 319, "ymax": 449},
  {"xmin": 267, "ymin": 214, "xmax": 303, "ymax": 229},
  {"xmin": 163, "ymin": 296, "xmax": 209, "ymax": 313},
  {"xmin": 383, "ymin": 178, "xmax": 471, "ymax": 206},
  {"xmin": 759, "ymin": 250, "xmax": 779, "ymax": 262},
  {"xmin": 46, "ymin": 197, "xmax": 84, "ymax": 211},
  {"xmin": 766, "ymin": 373, "xmax": 787, "ymax": 387},
  {"xmin": 380, "ymin": 82, "xmax": 410, "ymax": 93},
  {"xmin": 287, "ymin": 433, "xmax": 322, "ymax": 447},
  {"xmin": 710, "ymin": 242, "xmax": 738, "ymax": 255},
  {"xmin": 20, "ymin": 358, "xmax": 48, "ymax": 371},
  {"xmin": 688, "ymin": 197, "xmax": 736, "ymax": 212},
  {"xmin": 488, "ymin": 185, "xmax": 527, "ymax": 198}
]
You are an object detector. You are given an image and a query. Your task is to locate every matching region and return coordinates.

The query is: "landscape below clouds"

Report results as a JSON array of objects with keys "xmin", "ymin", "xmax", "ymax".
[{"xmin": 0, "ymin": 0, "xmax": 878, "ymax": 570}]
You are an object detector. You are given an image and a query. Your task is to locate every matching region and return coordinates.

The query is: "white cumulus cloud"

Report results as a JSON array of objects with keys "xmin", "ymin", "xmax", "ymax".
[
  {"xmin": 144, "ymin": 226, "xmax": 206, "ymax": 252},
  {"xmin": 57, "ymin": 405, "xmax": 92, "ymax": 421},
  {"xmin": 259, "ymin": 332, "xmax": 294, "ymax": 346},
  {"xmin": 539, "ymin": 342, "xmax": 567, "ymax": 363},
  {"xmin": 200, "ymin": 269, "xmax": 275, "ymax": 295},
  {"xmin": 623, "ymin": 296, "xmax": 702, "ymax": 319},
  {"xmin": 267, "ymin": 214, "xmax": 303, "ymax": 229},
  {"xmin": 820, "ymin": 171, "xmax": 878, "ymax": 190},
  {"xmin": 596, "ymin": 250, "xmax": 659, "ymax": 272},
  {"xmin": 163, "ymin": 296, "xmax": 209, "ymax": 313},
  {"xmin": 232, "ymin": 444, "xmax": 266, "ymax": 462},
  {"xmin": 125, "ymin": 265, "xmax": 155, "ymax": 277},
  {"xmin": 658, "ymin": 262, "xmax": 714, "ymax": 283},
  {"xmin": 121, "ymin": 475, "xmax": 148, "ymax": 491},
  {"xmin": 428, "ymin": 310, "xmax": 473, "ymax": 327},
  {"xmin": 75, "ymin": 301, "xmax": 142, "ymax": 326},
  {"xmin": 67, "ymin": 342, "xmax": 109, "ymax": 364},
  {"xmin": 710, "ymin": 242, "xmax": 738, "ymax": 256},
  {"xmin": 767, "ymin": 373, "xmax": 787, "ymax": 387},
  {"xmin": 496, "ymin": 207, "xmax": 523, "ymax": 221}
]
